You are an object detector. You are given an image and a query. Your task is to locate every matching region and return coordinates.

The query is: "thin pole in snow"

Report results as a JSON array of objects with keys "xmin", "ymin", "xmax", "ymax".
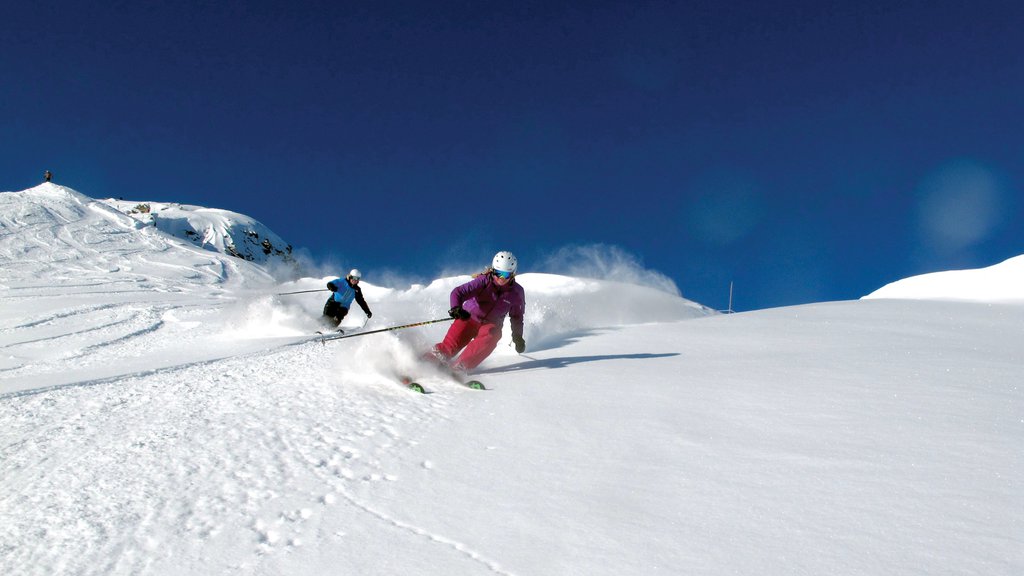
[{"xmin": 276, "ymin": 289, "xmax": 328, "ymax": 296}]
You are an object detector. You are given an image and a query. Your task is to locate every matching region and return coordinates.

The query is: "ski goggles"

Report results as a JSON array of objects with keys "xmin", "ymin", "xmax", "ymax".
[{"xmin": 493, "ymin": 269, "xmax": 513, "ymax": 280}]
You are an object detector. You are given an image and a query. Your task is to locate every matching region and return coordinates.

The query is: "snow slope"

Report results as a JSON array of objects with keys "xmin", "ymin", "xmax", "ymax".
[{"xmin": 1, "ymin": 185, "xmax": 1021, "ymax": 576}]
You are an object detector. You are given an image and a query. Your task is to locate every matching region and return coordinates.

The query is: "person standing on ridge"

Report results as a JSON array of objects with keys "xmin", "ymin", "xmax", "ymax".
[
  {"xmin": 323, "ymin": 269, "xmax": 373, "ymax": 328},
  {"xmin": 430, "ymin": 251, "xmax": 526, "ymax": 373},
  {"xmin": 44, "ymin": 170, "xmax": 52, "ymax": 182}
]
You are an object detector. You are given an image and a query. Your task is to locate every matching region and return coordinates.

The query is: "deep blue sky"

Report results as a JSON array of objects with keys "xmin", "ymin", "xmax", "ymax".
[{"xmin": 5, "ymin": 1, "xmax": 1023, "ymax": 310}]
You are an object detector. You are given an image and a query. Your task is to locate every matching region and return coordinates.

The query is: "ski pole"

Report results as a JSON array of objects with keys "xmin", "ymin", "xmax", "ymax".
[
  {"xmin": 276, "ymin": 288, "xmax": 328, "ymax": 296},
  {"xmin": 318, "ymin": 317, "xmax": 453, "ymax": 343}
]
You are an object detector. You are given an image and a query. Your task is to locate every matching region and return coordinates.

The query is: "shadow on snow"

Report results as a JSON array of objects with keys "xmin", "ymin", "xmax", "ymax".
[{"xmin": 476, "ymin": 352, "xmax": 680, "ymax": 375}]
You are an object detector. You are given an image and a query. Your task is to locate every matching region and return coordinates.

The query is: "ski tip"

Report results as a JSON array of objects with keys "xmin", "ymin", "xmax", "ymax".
[{"xmin": 398, "ymin": 376, "xmax": 426, "ymax": 393}]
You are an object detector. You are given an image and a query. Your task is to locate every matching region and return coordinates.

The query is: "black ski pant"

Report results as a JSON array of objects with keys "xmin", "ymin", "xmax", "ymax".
[{"xmin": 323, "ymin": 299, "xmax": 349, "ymax": 326}]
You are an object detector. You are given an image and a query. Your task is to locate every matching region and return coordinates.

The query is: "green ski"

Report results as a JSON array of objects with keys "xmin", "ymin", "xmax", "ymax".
[{"xmin": 398, "ymin": 376, "xmax": 427, "ymax": 394}]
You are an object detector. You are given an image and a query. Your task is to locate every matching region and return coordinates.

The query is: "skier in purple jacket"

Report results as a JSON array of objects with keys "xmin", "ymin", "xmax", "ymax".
[{"xmin": 431, "ymin": 251, "xmax": 526, "ymax": 372}]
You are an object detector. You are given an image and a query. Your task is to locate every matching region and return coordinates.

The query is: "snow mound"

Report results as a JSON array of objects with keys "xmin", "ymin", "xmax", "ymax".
[
  {"xmin": 517, "ymin": 273, "xmax": 713, "ymax": 350},
  {"xmin": 863, "ymin": 254, "xmax": 1024, "ymax": 303}
]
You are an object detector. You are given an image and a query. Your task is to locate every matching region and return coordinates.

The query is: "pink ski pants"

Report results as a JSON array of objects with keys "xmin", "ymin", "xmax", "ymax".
[{"xmin": 434, "ymin": 318, "xmax": 503, "ymax": 370}]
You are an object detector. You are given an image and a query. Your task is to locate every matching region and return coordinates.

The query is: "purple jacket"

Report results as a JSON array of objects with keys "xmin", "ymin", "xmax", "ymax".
[{"xmin": 450, "ymin": 274, "xmax": 525, "ymax": 338}]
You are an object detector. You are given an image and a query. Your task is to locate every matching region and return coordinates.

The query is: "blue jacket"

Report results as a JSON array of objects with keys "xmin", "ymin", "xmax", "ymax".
[{"xmin": 327, "ymin": 278, "xmax": 371, "ymax": 315}]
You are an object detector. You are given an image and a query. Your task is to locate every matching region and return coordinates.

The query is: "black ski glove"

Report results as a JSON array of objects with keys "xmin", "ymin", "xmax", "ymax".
[
  {"xmin": 512, "ymin": 335, "xmax": 526, "ymax": 353},
  {"xmin": 366, "ymin": 311, "xmax": 373, "ymax": 319},
  {"xmin": 327, "ymin": 282, "xmax": 337, "ymax": 292},
  {"xmin": 449, "ymin": 306, "xmax": 470, "ymax": 320}
]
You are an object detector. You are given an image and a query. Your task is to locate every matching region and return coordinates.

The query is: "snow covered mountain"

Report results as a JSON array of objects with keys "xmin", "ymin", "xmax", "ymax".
[
  {"xmin": 0, "ymin": 183, "xmax": 284, "ymax": 291},
  {"xmin": 2, "ymin": 183, "xmax": 297, "ymax": 283},
  {"xmin": 99, "ymin": 195, "xmax": 298, "ymax": 268},
  {"xmin": 1, "ymin": 184, "xmax": 1021, "ymax": 576}
]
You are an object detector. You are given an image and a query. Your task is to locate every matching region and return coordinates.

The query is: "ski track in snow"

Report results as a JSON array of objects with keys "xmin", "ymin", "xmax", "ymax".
[{"xmin": 329, "ymin": 483, "xmax": 518, "ymax": 576}]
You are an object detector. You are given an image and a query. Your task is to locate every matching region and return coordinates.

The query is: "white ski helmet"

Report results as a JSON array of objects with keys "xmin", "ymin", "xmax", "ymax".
[
  {"xmin": 347, "ymin": 269, "xmax": 362, "ymax": 280},
  {"xmin": 491, "ymin": 251, "xmax": 518, "ymax": 274}
]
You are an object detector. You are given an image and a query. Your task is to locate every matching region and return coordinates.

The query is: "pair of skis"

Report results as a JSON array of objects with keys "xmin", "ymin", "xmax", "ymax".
[
  {"xmin": 400, "ymin": 348, "xmax": 487, "ymax": 393},
  {"xmin": 398, "ymin": 375, "xmax": 486, "ymax": 394}
]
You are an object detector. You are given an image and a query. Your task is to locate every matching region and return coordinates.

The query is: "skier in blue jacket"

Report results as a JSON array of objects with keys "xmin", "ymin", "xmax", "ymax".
[{"xmin": 323, "ymin": 269, "xmax": 373, "ymax": 327}]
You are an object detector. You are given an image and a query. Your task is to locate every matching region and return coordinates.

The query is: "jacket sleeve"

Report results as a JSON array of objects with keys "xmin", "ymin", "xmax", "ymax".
[
  {"xmin": 354, "ymin": 286, "xmax": 371, "ymax": 315},
  {"xmin": 450, "ymin": 275, "xmax": 487, "ymax": 308},
  {"xmin": 509, "ymin": 285, "xmax": 526, "ymax": 339}
]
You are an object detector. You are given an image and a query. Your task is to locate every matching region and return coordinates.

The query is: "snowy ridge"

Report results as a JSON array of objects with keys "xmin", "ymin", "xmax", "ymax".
[
  {"xmin": 99, "ymin": 196, "xmax": 297, "ymax": 268},
  {"xmin": 1, "ymin": 184, "xmax": 1021, "ymax": 576},
  {"xmin": 864, "ymin": 254, "xmax": 1024, "ymax": 302},
  {"xmin": 0, "ymin": 183, "xmax": 278, "ymax": 292}
]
